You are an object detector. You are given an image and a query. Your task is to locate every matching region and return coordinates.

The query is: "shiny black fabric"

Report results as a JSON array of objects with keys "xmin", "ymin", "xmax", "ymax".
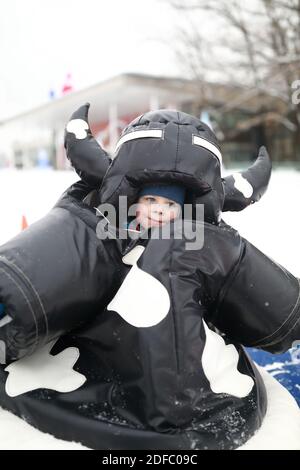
[
  {"xmin": 0, "ymin": 181, "xmax": 126, "ymax": 362},
  {"xmin": 0, "ymin": 205, "xmax": 269, "ymax": 449},
  {"xmin": 99, "ymin": 110, "xmax": 224, "ymax": 225},
  {"xmin": 0, "ymin": 107, "xmax": 299, "ymax": 449}
]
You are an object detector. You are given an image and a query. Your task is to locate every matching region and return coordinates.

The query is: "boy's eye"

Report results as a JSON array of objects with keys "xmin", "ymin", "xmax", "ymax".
[{"xmin": 145, "ymin": 197, "xmax": 156, "ymax": 203}]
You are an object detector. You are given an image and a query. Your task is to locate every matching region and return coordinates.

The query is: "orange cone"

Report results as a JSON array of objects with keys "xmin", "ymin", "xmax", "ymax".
[{"xmin": 21, "ymin": 215, "xmax": 28, "ymax": 231}]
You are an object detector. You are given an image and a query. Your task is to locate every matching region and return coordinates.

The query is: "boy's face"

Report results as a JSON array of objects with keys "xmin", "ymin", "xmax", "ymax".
[{"xmin": 136, "ymin": 194, "xmax": 181, "ymax": 229}]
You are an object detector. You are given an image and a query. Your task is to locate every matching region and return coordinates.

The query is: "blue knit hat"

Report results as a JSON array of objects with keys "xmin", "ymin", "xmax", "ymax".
[{"xmin": 138, "ymin": 184, "xmax": 186, "ymax": 206}]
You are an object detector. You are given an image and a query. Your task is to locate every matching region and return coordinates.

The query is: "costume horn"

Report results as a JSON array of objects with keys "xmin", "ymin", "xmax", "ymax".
[
  {"xmin": 222, "ymin": 146, "xmax": 272, "ymax": 212},
  {"xmin": 64, "ymin": 103, "xmax": 111, "ymax": 188}
]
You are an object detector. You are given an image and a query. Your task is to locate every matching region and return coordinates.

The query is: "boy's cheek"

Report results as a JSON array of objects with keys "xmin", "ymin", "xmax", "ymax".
[
  {"xmin": 169, "ymin": 208, "xmax": 180, "ymax": 221},
  {"xmin": 135, "ymin": 210, "xmax": 149, "ymax": 227}
]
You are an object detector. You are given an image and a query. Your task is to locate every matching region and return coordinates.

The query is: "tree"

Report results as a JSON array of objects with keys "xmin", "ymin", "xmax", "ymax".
[{"xmin": 164, "ymin": 0, "xmax": 300, "ymax": 159}]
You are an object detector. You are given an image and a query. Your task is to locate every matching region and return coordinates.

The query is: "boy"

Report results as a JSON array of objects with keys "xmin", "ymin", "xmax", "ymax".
[{"xmin": 134, "ymin": 184, "xmax": 185, "ymax": 230}]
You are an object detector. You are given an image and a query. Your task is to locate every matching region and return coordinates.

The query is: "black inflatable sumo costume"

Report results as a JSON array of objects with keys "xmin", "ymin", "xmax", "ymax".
[{"xmin": 0, "ymin": 104, "xmax": 299, "ymax": 450}]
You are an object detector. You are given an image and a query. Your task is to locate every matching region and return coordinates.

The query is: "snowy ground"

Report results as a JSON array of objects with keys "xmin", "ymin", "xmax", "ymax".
[
  {"xmin": 0, "ymin": 408, "xmax": 88, "ymax": 450},
  {"xmin": 222, "ymin": 168, "xmax": 300, "ymax": 278},
  {"xmin": 0, "ymin": 167, "xmax": 299, "ymax": 449},
  {"xmin": 0, "ymin": 168, "xmax": 78, "ymax": 246}
]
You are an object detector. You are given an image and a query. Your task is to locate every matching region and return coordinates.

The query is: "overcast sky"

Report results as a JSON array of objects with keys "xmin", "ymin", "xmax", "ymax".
[{"xmin": 0, "ymin": 0, "xmax": 184, "ymax": 120}]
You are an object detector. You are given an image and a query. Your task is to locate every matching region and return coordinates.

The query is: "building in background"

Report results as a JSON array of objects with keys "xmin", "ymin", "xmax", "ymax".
[{"xmin": 0, "ymin": 73, "xmax": 298, "ymax": 170}]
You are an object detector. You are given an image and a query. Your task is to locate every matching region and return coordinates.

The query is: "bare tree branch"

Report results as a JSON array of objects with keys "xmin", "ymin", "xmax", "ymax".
[{"xmin": 162, "ymin": 0, "xmax": 300, "ymax": 123}]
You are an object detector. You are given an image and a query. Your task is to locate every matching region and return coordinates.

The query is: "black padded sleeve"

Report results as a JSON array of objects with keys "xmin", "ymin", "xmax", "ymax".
[{"xmin": 214, "ymin": 237, "xmax": 300, "ymax": 353}]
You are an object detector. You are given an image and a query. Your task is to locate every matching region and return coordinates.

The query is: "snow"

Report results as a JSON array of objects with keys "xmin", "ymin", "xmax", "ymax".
[
  {"xmin": 222, "ymin": 169, "xmax": 300, "ymax": 277},
  {"xmin": 0, "ymin": 407, "xmax": 88, "ymax": 450},
  {"xmin": 0, "ymin": 167, "xmax": 299, "ymax": 449},
  {"xmin": 0, "ymin": 168, "xmax": 78, "ymax": 246},
  {"xmin": 238, "ymin": 367, "xmax": 300, "ymax": 450}
]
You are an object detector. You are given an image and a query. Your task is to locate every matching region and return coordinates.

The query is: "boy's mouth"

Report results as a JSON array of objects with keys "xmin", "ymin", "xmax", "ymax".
[{"xmin": 148, "ymin": 217, "xmax": 166, "ymax": 226}]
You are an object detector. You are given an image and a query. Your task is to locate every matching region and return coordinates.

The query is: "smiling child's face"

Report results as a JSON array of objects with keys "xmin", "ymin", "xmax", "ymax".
[{"xmin": 136, "ymin": 194, "xmax": 181, "ymax": 229}]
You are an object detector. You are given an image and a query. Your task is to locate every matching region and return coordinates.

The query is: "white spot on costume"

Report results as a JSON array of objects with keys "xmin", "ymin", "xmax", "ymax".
[
  {"xmin": 201, "ymin": 321, "xmax": 254, "ymax": 397},
  {"xmin": 66, "ymin": 119, "xmax": 89, "ymax": 140},
  {"xmin": 107, "ymin": 245, "xmax": 170, "ymax": 328},
  {"xmin": 232, "ymin": 173, "xmax": 254, "ymax": 198},
  {"xmin": 5, "ymin": 341, "xmax": 86, "ymax": 397}
]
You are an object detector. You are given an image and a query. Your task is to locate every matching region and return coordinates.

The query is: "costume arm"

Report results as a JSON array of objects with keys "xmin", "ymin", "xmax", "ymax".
[
  {"xmin": 0, "ymin": 179, "xmax": 118, "ymax": 363},
  {"xmin": 213, "ymin": 237, "xmax": 300, "ymax": 353}
]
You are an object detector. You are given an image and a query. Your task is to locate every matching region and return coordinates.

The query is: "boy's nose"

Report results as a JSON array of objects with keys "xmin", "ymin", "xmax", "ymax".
[{"xmin": 154, "ymin": 205, "xmax": 164, "ymax": 215}]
